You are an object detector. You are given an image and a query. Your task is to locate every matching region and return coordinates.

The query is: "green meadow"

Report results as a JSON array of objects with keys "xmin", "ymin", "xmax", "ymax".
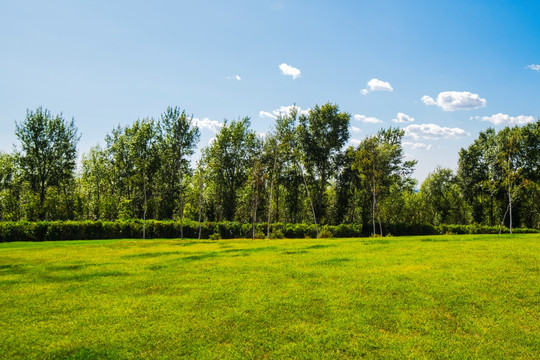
[{"xmin": 0, "ymin": 235, "xmax": 538, "ymax": 359}]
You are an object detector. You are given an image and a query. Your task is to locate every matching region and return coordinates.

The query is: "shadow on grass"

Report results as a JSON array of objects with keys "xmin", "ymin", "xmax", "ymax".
[
  {"xmin": 48, "ymin": 347, "xmax": 122, "ymax": 360},
  {"xmin": 41, "ymin": 270, "xmax": 130, "ymax": 283},
  {"xmin": 123, "ymin": 251, "xmax": 196, "ymax": 259},
  {"xmin": 314, "ymin": 257, "xmax": 352, "ymax": 266}
]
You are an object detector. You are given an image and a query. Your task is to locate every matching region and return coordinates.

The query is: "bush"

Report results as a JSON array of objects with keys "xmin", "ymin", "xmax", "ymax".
[{"xmin": 0, "ymin": 220, "xmax": 537, "ymax": 242}]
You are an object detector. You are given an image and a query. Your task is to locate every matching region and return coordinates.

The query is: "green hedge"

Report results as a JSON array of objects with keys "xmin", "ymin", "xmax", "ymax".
[{"xmin": 0, "ymin": 220, "xmax": 537, "ymax": 242}]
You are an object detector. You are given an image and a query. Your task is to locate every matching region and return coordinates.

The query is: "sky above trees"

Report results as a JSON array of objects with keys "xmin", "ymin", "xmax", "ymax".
[{"xmin": 1, "ymin": 0, "xmax": 539, "ymax": 182}]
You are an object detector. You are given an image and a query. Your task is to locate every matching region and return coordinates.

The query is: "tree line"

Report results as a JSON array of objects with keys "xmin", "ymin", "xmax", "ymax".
[{"xmin": 1, "ymin": 104, "xmax": 539, "ymax": 235}]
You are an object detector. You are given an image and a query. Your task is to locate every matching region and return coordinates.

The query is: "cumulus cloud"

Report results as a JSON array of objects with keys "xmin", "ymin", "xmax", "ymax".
[
  {"xmin": 193, "ymin": 117, "xmax": 223, "ymax": 133},
  {"xmin": 279, "ymin": 63, "xmax": 301, "ymax": 79},
  {"xmin": 350, "ymin": 139, "xmax": 362, "ymax": 146},
  {"xmin": 403, "ymin": 141, "xmax": 432, "ymax": 150},
  {"xmin": 259, "ymin": 111, "xmax": 276, "ymax": 119},
  {"xmin": 472, "ymin": 113, "xmax": 535, "ymax": 126},
  {"xmin": 392, "ymin": 112, "xmax": 415, "ymax": 123},
  {"xmin": 404, "ymin": 123, "xmax": 470, "ymax": 140},
  {"xmin": 350, "ymin": 126, "xmax": 362, "ymax": 133},
  {"xmin": 361, "ymin": 78, "xmax": 393, "ymax": 95},
  {"xmin": 526, "ymin": 64, "xmax": 540, "ymax": 71},
  {"xmin": 259, "ymin": 105, "xmax": 310, "ymax": 119},
  {"xmin": 354, "ymin": 114, "xmax": 383, "ymax": 124},
  {"xmin": 421, "ymin": 91, "xmax": 487, "ymax": 111}
]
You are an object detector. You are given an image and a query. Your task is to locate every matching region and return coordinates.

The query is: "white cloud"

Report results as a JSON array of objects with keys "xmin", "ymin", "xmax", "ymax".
[
  {"xmin": 257, "ymin": 131, "xmax": 267, "ymax": 138},
  {"xmin": 350, "ymin": 139, "xmax": 361, "ymax": 146},
  {"xmin": 472, "ymin": 113, "xmax": 535, "ymax": 126},
  {"xmin": 403, "ymin": 141, "xmax": 432, "ymax": 150},
  {"xmin": 421, "ymin": 91, "xmax": 487, "ymax": 111},
  {"xmin": 354, "ymin": 114, "xmax": 383, "ymax": 124},
  {"xmin": 259, "ymin": 105, "xmax": 310, "ymax": 119},
  {"xmin": 361, "ymin": 78, "xmax": 393, "ymax": 95},
  {"xmin": 526, "ymin": 64, "xmax": 540, "ymax": 71},
  {"xmin": 208, "ymin": 137, "xmax": 216, "ymax": 145},
  {"xmin": 279, "ymin": 63, "xmax": 301, "ymax": 79},
  {"xmin": 404, "ymin": 123, "xmax": 470, "ymax": 140},
  {"xmin": 392, "ymin": 112, "xmax": 415, "ymax": 123},
  {"xmin": 350, "ymin": 126, "xmax": 362, "ymax": 133},
  {"xmin": 259, "ymin": 111, "xmax": 277, "ymax": 119},
  {"xmin": 193, "ymin": 117, "xmax": 223, "ymax": 133},
  {"xmin": 227, "ymin": 75, "xmax": 242, "ymax": 80}
]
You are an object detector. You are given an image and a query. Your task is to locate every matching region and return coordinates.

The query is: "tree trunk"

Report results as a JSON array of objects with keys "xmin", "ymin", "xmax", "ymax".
[
  {"xmin": 198, "ymin": 169, "xmax": 203, "ymax": 241},
  {"xmin": 267, "ymin": 147, "xmax": 278, "ymax": 239},
  {"xmin": 298, "ymin": 162, "xmax": 318, "ymax": 237},
  {"xmin": 143, "ymin": 169, "xmax": 147, "ymax": 240},
  {"xmin": 508, "ymin": 186, "xmax": 513, "ymax": 234}
]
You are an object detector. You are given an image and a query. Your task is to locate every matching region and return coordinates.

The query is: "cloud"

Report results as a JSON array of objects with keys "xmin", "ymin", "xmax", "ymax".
[
  {"xmin": 259, "ymin": 111, "xmax": 276, "ymax": 119},
  {"xmin": 403, "ymin": 141, "xmax": 432, "ymax": 150},
  {"xmin": 279, "ymin": 63, "xmax": 301, "ymax": 79},
  {"xmin": 193, "ymin": 117, "xmax": 223, "ymax": 133},
  {"xmin": 259, "ymin": 105, "xmax": 310, "ymax": 119},
  {"xmin": 361, "ymin": 78, "xmax": 393, "ymax": 95},
  {"xmin": 526, "ymin": 64, "xmax": 540, "ymax": 71},
  {"xmin": 421, "ymin": 91, "xmax": 487, "ymax": 111},
  {"xmin": 392, "ymin": 112, "xmax": 415, "ymax": 123},
  {"xmin": 350, "ymin": 126, "xmax": 362, "ymax": 133},
  {"xmin": 404, "ymin": 123, "xmax": 470, "ymax": 140},
  {"xmin": 227, "ymin": 75, "xmax": 242, "ymax": 80},
  {"xmin": 354, "ymin": 114, "xmax": 383, "ymax": 124},
  {"xmin": 350, "ymin": 139, "xmax": 362, "ymax": 146},
  {"xmin": 472, "ymin": 113, "xmax": 535, "ymax": 126}
]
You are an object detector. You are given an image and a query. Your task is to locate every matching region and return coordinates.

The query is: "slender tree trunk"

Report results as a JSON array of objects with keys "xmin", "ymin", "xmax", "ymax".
[
  {"xmin": 372, "ymin": 190, "xmax": 376, "ymax": 236},
  {"xmin": 178, "ymin": 149, "xmax": 185, "ymax": 240},
  {"xmin": 143, "ymin": 168, "xmax": 147, "ymax": 240},
  {"xmin": 298, "ymin": 162, "xmax": 318, "ymax": 237},
  {"xmin": 198, "ymin": 169, "xmax": 203, "ymax": 241},
  {"xmin": 267, "ymin": 147, "xmax": 278, "ymax": 239},
  {"xmin": 508, "ymin": 185, "xmax": 513, "ymax": 234}
]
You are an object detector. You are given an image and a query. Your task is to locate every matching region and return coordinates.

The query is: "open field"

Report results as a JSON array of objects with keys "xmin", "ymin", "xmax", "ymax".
[{"xmin": 0, "ymin": 235, "xmax": 539, "ymax": 359}]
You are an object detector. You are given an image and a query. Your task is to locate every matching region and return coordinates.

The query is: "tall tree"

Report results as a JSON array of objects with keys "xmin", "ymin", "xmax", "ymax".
[
  {"xmin": 203, "ymin": 117, "xmax": 260, "ymax": 221},
  {"xmin": 15, "ymin": 107, "xmax": 80, "ymax": 219},
  {"xmin": 298, "ymin": 103, "xmax": 350, "ymax": 223},
  {"xmin": 159, "ymin": 107, "xmax": 200, "ymax": 239},
  {"xmin": 354, "ymin": 128, "xmax": 416, "ymax": 235}
]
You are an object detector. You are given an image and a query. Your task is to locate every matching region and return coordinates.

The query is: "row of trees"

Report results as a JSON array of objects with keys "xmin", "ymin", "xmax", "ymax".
[{"xmin": 1, "ymin": 105, "xmax": 539, "ymax": 234}]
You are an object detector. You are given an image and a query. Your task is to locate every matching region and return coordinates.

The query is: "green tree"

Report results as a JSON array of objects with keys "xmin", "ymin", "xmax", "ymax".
[
  {"xmin": 159, "ymin": 107, "xmax": 200, "ymax": 239},
  {"xmin": 354, "ymin": 128, "xmax": 416, "ymax": 235},
  {"xmin": 298, "ymin": 103, "xmax": 350, "ymax": 224},
  {"xmin": 15, "ymin": 107, "xmax": 80, "ymax": 219},
  {"xmin": 203, "ymin": 117, "xmax": 260, "ymax": 221},
  {"xmin": 419, "ymin": 167, "xmax": 469, "ymax": 225}
]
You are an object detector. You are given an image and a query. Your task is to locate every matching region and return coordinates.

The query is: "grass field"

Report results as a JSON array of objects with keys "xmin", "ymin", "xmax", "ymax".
[{"xmin": 0, "ymin": 235, "xmax": 539, "ymax": 359}]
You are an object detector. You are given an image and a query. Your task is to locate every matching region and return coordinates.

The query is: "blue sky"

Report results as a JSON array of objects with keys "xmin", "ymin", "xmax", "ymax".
[{"xmin": 1, "ymin": 0, "xmax": 539, "ymax": 182}]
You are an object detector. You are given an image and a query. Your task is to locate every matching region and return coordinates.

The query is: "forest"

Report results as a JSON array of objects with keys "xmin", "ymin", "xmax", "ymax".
[{"xmin": 1, "ymin": 103, "xmax": 539, "ymax": 235}]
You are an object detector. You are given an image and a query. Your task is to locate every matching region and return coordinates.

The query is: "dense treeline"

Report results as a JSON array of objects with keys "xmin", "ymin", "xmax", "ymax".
[{"xmin": 1, "ymin": 104, "xmax": 539, "ymax": 236}]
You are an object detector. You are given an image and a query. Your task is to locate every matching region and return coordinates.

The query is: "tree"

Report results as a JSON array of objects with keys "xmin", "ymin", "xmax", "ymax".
[
  {"xmin": 203, "ymin": 117, "xmax": 260, "ymax": 221},
  {"xmin": 15, "ymin": 107, "xmax": 80, "ymax": 219},
  {"xmin": 419, "ymin": 167, "xmax": 469, "ymax": 225},
  {"xmin": 354, "ymin": 128, "xmax": 416, "ymax": 235},
  {"xmin": 298, "ymin": 103, "xmax": 350, "ymax": 224},
  {"xmin": 159, "ymin": 107, "xmax": 200, "ymax": 239}
]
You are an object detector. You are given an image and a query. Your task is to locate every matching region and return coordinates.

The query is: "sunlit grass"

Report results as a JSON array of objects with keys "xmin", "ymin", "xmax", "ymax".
[{"xmin": 0, "ymin": 234, "xmax": 539, "ymax": 359}]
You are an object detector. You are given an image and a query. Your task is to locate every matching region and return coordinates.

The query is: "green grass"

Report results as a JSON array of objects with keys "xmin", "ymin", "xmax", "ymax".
[{"xmin": 0, "ymin": 235, "xmax": 539, "ymax": 359}]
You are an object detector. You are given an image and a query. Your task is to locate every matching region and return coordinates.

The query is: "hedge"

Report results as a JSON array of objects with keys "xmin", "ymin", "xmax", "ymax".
[{"xmin": 0, "ymin": 220, "xmax": 537, "ymax": 242}]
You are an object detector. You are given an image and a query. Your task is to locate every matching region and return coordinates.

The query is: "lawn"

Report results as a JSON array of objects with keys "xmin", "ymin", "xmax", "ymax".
[{"xmin": 0, "ymin": 234, "xmax": 538, "ymax": 359}]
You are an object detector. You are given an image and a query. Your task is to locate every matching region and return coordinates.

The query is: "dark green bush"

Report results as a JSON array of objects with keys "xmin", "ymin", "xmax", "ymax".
[{"xmin": 0, "ymin": 220, "xmax": 536, "ymax": 242}]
